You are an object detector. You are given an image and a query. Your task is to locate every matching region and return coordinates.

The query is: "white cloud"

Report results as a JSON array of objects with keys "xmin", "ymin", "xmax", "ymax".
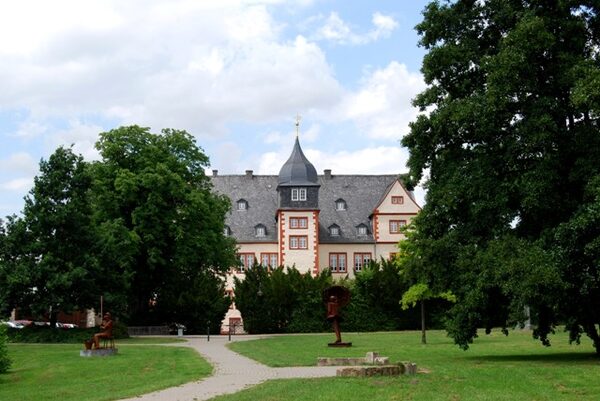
[
  {"xmin": 1, "ymin": 177, "xmax": 34, "ymax": 192},
  {"xmin": 0, "ymin": 152, "xmax": 38, "ymax": 175},
  {"xmin": 312, "ymin": 12, "xmax": 398, "ymax": 45},
  {"xmin": 50, "ymin": 120, "xmax": 105, "ymax": 161},
  {"xmin": 0, "ymin": 1, "xmax": 342, "ymax": 137},
  {"xmin": 340, "ymin": 61, "xmax": 425, "ymax": 140},
  {"xmin": 257, "ymin": 145, "xmax": 410, "ymax": 176}
]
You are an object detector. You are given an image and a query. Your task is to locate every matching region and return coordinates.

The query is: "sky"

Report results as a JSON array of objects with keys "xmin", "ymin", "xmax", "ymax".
[{"xmin": 0, "ymin": 0, "xmax": 432, "ymax": 218}]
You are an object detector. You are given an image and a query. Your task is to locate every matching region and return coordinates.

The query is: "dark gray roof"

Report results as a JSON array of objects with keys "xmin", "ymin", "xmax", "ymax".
[
  {"xmin": 211, "ymin": 173, "xmax": 401, "ymax": 244},
  {"xmin": 278, "ymin": 137, "xmax": 319, "ymax": 187}
]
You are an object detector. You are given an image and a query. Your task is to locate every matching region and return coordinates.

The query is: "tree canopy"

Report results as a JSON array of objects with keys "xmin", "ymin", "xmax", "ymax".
[
  {"xmin": 1, "ymin": 126, "xmax": 237, "ymax": 331},
  {"xmin": 403, "ymin": 1, "xmax": 600, "ymax": 354}
]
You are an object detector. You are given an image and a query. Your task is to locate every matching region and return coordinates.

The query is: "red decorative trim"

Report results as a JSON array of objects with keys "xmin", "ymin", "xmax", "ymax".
[
  {"xmin": 276, "ymin": 208, "xmax": 320, "ymax": 213},
  {"xmin": 374, "ymin": 214, "xmax": 380, "ymax": 242},
  {"xmin": 279, "ymin": 211, "xmax": 285, "ymax": 266},
  {"xmin": 313, "ymin": 211, "xmax": 319, "ymax": 275}
]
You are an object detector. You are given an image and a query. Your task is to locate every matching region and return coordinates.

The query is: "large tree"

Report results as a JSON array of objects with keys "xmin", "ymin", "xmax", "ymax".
[
  {"xmin": 403, "ymin": 1, "xmax": 600, "ymax": 353},
  {"xmin": 92, "ymin": 126, "xmax": 237, "ymax": 326},
  {"xmin": 0, "ymin": 147, "xmax": 101, "ymax": 326}
]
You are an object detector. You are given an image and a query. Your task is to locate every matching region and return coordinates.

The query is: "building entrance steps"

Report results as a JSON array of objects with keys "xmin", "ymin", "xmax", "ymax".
[{"xmin": 118, "ymin": 335, "xmax": 339, "ymax": 401}]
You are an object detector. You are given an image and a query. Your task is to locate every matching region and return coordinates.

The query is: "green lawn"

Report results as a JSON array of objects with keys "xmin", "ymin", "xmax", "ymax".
[
  {"xmin": 0, "ymin": 342, "xmax": 211, "ymax": 401},
  {"xmin": 221, "ymin": 330, "xmax": 600, "ymax": 401}
]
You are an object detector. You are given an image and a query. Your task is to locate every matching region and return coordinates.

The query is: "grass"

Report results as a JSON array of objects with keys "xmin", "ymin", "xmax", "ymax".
[
  {"xmin": 0, "ymin": 341, "xmax": 211, "ymax": 401},
  {"xmin": 220, "ymin": 329, "xmax": 600, "ymax": 401}
]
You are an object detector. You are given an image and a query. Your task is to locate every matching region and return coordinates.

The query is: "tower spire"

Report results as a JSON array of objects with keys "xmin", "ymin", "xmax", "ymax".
[{"xmin": 295, "ymin": 113, "xmax": 301, "ymax": 138}]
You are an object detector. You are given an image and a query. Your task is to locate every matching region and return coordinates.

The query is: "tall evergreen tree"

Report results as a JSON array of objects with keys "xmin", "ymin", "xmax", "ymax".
[{"xmin": 403, "ymin": 1, "xmax": 600, "ymax": 353}]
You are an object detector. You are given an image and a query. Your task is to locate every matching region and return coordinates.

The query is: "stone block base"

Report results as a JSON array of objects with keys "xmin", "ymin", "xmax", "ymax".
[
  {"xmin": 80, "ymin": 348, "xmax": 118, "ymax": 357},
  {"xmin": 337, "ymin": 365, "xmax": 401, "ymax": 377}
]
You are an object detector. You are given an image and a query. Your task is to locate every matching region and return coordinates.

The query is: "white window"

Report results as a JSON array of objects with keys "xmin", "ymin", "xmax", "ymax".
[
  {"xmin": 237, "ymin": 200, "xmax": 247, "ymax": 210},
  {"xmin": 239, "ymin": 254, "xmax": 255, "ymax": 272},
  {"xmin": 330, "ymin": 226, "xmax": 339, "ymax": 236},
  {"xmin": 261, "ymin": 253, "xmax": 278, "ymax": 267},
  {"xmin": 354, "ymin": 253, "xmax": 371, "ymax": 272},
  {"xmin": 336, "ymin": 200, "xmax": 346, "ymax": 210},
  {"xmin": 255, "ymin": 226, "xmax": 265, "ymax": 237},
  {"xmin": 291, "ymin": 188, "xmax": 307, "ymax": 201},
  {"xmin": 223, "ymin": 226, "xmax": 230, "ymax": 236},
  {"xmin": 329, "ymin": 253, "xmax": 346, "ymax": 272},
  {"xmin": 290, "ymin": 235, "xmax": 308, "ymax": 249},
  {"xmin": 357, "ymin": 225, "xmax": 367, "ymax": 235},
  {"xmin": 290, "ymin": 217, "xmax": 308, "ymax": 229}
]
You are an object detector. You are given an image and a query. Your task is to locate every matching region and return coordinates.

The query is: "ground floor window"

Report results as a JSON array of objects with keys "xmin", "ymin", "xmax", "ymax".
[
  {"xmin": 260, "ymin": 253, "xmax": 278, "ymax": 268},
  {"xmin": 238, "ymin": 253, "xmax": 255, "ymax": 272},
  {"xmin": 329, "ymin": 253, "xmax": 347, "ymax": 273},
  {"xmin": 354, "ymin": 253, "xmax": 372, "ymax": 272}
]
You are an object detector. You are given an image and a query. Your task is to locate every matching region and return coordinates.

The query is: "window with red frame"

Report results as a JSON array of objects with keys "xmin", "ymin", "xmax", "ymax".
[
  {"xmin": 289, "ymin": 235, "xmax": 308, "ymax": 249},
  {"xmin": 329, "ymin": 253, "xmax": 347, "ymax": 272},
  {"xmin": 391, "ymin": 196, "xmax": 404, "ymax": 204},
  {"xmin": 238, "ymin": 253, "xmax": 255, "ymax": 272},
  {"xmin": 354, "ymin": 253, "xmax": 372, "ymax": 272},
  {"xmin": 289, "ymin": 217, "xmax": 308, "ymax": 229},
  {"xmin": 389, "ymin": 220, "xmax": 407, "ymax": 233},
  {"xmin": 260, "ymin": 253, "xmax": 278, "ymax": 267}
]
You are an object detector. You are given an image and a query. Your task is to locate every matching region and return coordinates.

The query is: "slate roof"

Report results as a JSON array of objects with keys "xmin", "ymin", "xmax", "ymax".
[
  {"xmin": 278, "ymin": 137, "xmax": 319, "ymax": 187},
  {"xmin": 211, "ymin": 173, "xmax": 402, "ymax": 244}
]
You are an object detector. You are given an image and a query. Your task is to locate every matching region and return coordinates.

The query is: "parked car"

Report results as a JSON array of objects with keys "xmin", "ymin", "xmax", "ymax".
[{"xmin": 1, "ymin": 320, "xmax": 25, "ymax": 329}]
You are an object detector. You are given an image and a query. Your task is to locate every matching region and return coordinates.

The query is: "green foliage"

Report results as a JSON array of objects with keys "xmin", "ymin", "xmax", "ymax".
[
  {"xmin": 6, "ymin": 323, "xmax": 129, "ymax": 343},
  {"xmin": 234, "ymin": 260, "xmax": 449, "ymax": 334},
  {"xmin": 0, "ymin": 325, "xmax": 10, "ymax": 374},
  {"xmin": 0, "ymin": 147, "xmax": 102, "ymax": 323},
  {"xmin": 91, "ymin": 125, "xmax": 237, "ymax": 324},
  {"xmin": 234, "ymin": 265, "xmax": 332, "ymax": 334},
  {"xmin": 402, "ymin": 1, "xmax": 600, "ymax": 354},
  {"xmin": 400, "ymin": 283, "xmax": 456, "ymax": 310}
]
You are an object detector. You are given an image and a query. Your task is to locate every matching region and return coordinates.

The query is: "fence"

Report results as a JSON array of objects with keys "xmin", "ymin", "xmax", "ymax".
[{"xmin": 127, "ymin": 326, "xmax": 170, "ymax": 336}]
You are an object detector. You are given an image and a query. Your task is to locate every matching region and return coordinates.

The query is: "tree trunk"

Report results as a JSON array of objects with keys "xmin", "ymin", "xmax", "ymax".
[
  {"xmin": 421, "ymin": 300, "xmax": 426, "ymax": 344},
  {"xmin": 49, "ymin": 308, "xmax": 58, "ymax": 328}
]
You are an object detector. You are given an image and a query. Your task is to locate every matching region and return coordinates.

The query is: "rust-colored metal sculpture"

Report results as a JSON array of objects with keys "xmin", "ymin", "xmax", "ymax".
[
  {"xmin": 84, "ymin": 312, "xmax": 114, "ymax": 350},
  {"xmin": 324, "ymin": 286, "xmax": 352, "ymax": 347}
]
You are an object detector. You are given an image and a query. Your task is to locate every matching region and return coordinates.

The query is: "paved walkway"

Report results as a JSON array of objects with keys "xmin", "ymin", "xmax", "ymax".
[{"xmin": 119, "ymin": 335, "xmax": 338, "ymax": 401}]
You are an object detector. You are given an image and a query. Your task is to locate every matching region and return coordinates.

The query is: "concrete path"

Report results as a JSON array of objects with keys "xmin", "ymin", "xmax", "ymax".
[{"xmin": 119, "ymin": 335, "xmax": 338, "ymax": 401}]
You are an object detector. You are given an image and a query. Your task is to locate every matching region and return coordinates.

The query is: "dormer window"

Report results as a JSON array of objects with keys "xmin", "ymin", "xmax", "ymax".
[
  {"xmin": 357, "ymin": 224, "xmax": 368, "ymax": 236},
  {"xmin": 237, "ymin": 199, "xmax": 248, "ymax": 210},
  {"xmin": 255, "ymin": 224, "xmax": 266, "ymax": 237},
  {"xmin": 291, "ymin": 188, "xmax": 307, "ymax": 201},
  {"xmin": 223, "ymin": 226, "xmax": 230, "ymax": 236},
  {"xmin": 329, "ymin": 224, "xmax": 340, "ymax": 237},
  {"xmin": 335, "ymin": 199, "xmax": 347, "ymax": 211}
]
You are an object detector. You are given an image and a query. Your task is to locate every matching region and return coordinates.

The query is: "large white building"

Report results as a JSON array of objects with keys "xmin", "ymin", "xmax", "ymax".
[{"xmin": 211, "ymin": 136, "xmax": 420, "ymax": 331}]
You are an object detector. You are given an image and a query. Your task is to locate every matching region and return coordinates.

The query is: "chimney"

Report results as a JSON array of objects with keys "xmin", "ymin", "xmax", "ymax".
[
  {"xmin": 212, "ymin": 170, "xmax": 218, "ymax": 177},
  {"xmin": 324, "ymin": 169, "xmax": 332, "ymax": 180},
  {"xmin": 245, "ymin": 170, "xmax": 253, "ymax": 179}
]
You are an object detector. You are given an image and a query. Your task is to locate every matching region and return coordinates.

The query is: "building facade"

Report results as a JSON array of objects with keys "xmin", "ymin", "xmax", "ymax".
[{"xmin": 211, "ymin": 137, "xmax": 420, "ymax": 331}]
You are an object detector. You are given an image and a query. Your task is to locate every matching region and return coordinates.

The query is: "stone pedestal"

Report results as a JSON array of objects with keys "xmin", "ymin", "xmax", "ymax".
[{"xmin": 80, "ymin": 348, "xmax": 118, "ymax": 357}]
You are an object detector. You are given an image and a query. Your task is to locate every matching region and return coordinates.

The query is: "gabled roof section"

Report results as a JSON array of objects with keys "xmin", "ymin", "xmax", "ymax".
[
  {"xmin": 278, "ymin": 137, "xmax": 319, "ymax": 187},
  {"xmin": 371, "ymin": 178, "xmax": 421, "ymax": 215}
]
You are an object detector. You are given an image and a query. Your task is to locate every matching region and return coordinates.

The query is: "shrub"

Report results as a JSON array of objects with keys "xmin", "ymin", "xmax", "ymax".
[{"xmin": 0, "ymin": 325, "xmax": 11, "ymax": 374}]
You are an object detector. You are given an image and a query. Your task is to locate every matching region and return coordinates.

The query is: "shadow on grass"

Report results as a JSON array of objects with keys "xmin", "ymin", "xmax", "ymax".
[{"xmin": 466, "ymin": 352, "xmax": 599, "ymax": 365}]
